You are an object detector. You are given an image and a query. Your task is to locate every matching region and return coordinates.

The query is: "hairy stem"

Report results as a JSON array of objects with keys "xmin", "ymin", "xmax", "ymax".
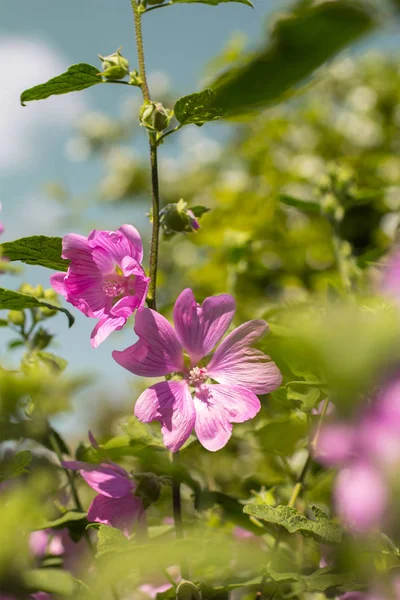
[{"xmin": 131, "ymin": 0, "xmax": 150, "ymax": 101}]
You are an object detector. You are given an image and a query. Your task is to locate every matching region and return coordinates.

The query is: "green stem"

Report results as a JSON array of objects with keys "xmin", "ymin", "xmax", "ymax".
[
  {"xmin": 332, "ymin": 231, "xmax": 351, "ymax": 292},
  {"xmin": 131, "ymin": 0, "xmax": 150, "ymax": 101},
  {"xmin": 143, "ymin": 2, "xmax": 173, "ymax": 14},
  {"xmin": 172, "ymin": 452, "xmax": 189, "ymax": 579},
  {"xmin": 157, "ymin": 124, "xmax": 183, "ymax": 146},
  {"xmin": 287, "ymin": 454, "xmax": 312, "ymax": 508}
]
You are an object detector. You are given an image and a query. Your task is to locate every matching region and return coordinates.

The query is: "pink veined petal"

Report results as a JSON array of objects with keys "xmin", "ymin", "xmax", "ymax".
[
  {"xmin": 113, "ymin": 309, "xmax": 184, "ymax": 377},
  {"xmin": 90, "ymin": 315, "xmax": 126, "ymax": 348},
  {"xmin": 62, "ymin": 461, "xmax": 133, "ymax": 498},
  {"xmin": 89, "ymin": 229, "xmax": 136, "ymax": 266},
  {"xmin": 50, "ymin": 272, "xmax": 67, "ymax": 297},
  {"xmin": 173, "ymin": 288, "xmax": 236, "ymax": 365},
  {"xmin": 193, "ymin": 387, "xmax": 232, "ymax": 452},
  {"xmin": 203, "ymin": 384, "xmax": 261, "ymax": 423},
  {"xmin": 91, "ymin": 246, "xmax": 115, "ymax": 274},
  {"xmin": 134, "ymin": 380, "xmax": 195, "ymax": 453},
  {"xmin": 87, "ymin": 493, "xmax": 144, "ymax": 536},
  {"xmin": 61, "ymin": 233, "xmax": 91, "ymax": 260},
  {"xmin": 119, "ymin": 224, "xmax": 143, "ymax": 263},
  {"xmin": 63, "ymin": 272, "xmax": 107, "ymax": 318},
  {"xmin": 208, "ymin": 320, "xmax": 282, "ymax": 395}
]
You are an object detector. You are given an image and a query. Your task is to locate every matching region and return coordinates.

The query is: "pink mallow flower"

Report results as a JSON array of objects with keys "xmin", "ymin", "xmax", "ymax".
[
  {"xmin": 62, "ymin": 460, "xmax": 145, "ymax": 536},
  {"xmin": 113, "ymin": 288, "xmax": 282, "ymax": 452},
  {"xmin": 50, "ymin": 225, "xmax": 150, "ymax": 347}
]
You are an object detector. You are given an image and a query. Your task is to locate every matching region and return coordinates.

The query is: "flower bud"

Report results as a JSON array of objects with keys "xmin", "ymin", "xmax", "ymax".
[
  {"xmin": 134, "ymin": 472, "xmax": 162, "ymax": 509},
  {"xmin": 32, "ymin": 327, "xmax": 53, "ymax": 350},
  {"xmin": 176, "ymin": 581, "xmax": 202, "ymax": 600},
  {"xmin": 139, "ymin": 101, "xmax": 173, "ymax": 133},
  {"xmin": 98, "ymin": 48, "xmax": 129, "ymax": 81},
  {"xmin": 39, "ymin": 306, "xmax": 57, "ymax": 318},
  {"xmin": 129, "ymin": 69, "xmax": 142, "ymax": 87},
  {"xmin": 43, "ymin": 288, "xmax": 58, "ymax": 302},
  {"xmin": 8, "ymin": 310, "xmax": 25, "ymax": 326},
  {"xmin": 160, "ymin": 199, "xmax": 200, "ymax": 235},
  {"xmin": 19, "ymin": 283, "xmax": 44, "ymax": 298}
]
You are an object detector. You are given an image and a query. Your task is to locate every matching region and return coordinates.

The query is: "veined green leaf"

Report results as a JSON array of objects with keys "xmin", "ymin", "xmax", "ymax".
[
  {"xmin": 0, "ymin": 450, "xmax": 32, "ymax": 481},
  {"xmin": 21, "ymin": 63, "xmax": 102, "ymax": 105},
  {"xmin": 1, "ymin": 236, "xmax": 68, "ymax": 271},
  {"xmin": 244, "ymin": 504, "xmax": 342, "ymax": 544},
  {"xmin": 174, "ymin": 89, "xmax": 222, "ymax": 126},
  {"xmin": 0, "ymin": 288, "xmax": 74, "ymax": 327}
]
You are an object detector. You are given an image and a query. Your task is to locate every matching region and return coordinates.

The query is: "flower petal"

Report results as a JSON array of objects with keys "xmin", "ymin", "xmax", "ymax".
[
  {"xmin": 50, "ymin": 272, "xmax": 67, "ymax": 297},
  {"xmin": 193, "ymin": 388, "xmax": 232, "ymax": 452},
  {"xmin": 89, "ymin": 226, "xmax": 143, "ymax": 266},
  {"xmin": 87, "ymin": 493, "xmax": 144, "ymax": 536},
  {"xmin": 119, "ymin": 224, "xmax": 143, "ymax": 263},
  {"xmin": 208, "ymin": 320, "xmax": 282, "ymax": 395},
  {"xmin": 203, "ymin": 384, "xmax": 261, "ymax": 423},
  {"xmin": 134, "ymin": 380, "xmax": 195, "ymax": 453},
  {"xmin": 173, "ymin": 288, "xmax": 235, "ymax": 364},
  {"xmin": 62, "ymin": 461, "xmax": 133, "ymax": 498},
  {"xmin": 113, "ymin": 309, "xmax": 184, "ymax": 377},
  {"xmin": 61, "ymin": 233, "xmax": 91, "ymax": 260},
  {"xmin": 90, "ymin": 315, "xmax": 126, "ymax": 348},
  {"xmin": 314, "ymin": 423, "xmax": 356, "ymax": 467}
]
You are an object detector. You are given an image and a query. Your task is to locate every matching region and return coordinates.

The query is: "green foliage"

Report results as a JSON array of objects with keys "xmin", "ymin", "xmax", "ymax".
[
  {"xmin": 255, "ymin": 414, "xmax": 309, "ymax": 455},
  {"xmin": 96, "ymin": 524, "xmax": 130, "ymax": 558},
  {"xmin": 0, "ymin": 288, "xmax": 74, "ymax": 327},
  {"xmin": 267, "ymin": 567, "xmax": 357, "ymax": 593},
  {"xmin": 174, "ymin": 89, "xmax": 222, "ymax": 126},
  {"xmin": 0, "ymin": 236, "xmax": 68, "ymax": 271},
  {"xmin": 0, "ymin": 450, "xmax": 32, "ymax": 481},
  {"xmin": 20, "ymin": 63, "xmax": 102, "ymax": 105},
  {"xmin": 39, "ymin": 510, "xmax": 88, "ymax": 530},
  {"xmin": 171, "ymin": 0, "xmax": 253, "ymax": 7},
  {"xmin": 23, "ymin": 568, "xmax": 77, "ymax": 596},
  {"xmin": 243, "ymin": 504, "xmax": 342, "ymax": 544}
]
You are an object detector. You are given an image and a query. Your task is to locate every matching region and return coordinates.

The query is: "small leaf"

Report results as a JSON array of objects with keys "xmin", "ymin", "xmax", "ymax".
[
  {"xmin": 243, "ymin": 504, "xmax": 342, "ymax": 545},
  {"xmin": 0, "ymin": 236, "xmax": 69, "ymax": 271},
  {"xmin": 267, "ymin": 566, "xmax": 356, "ymax": 593},
  {"xmin": 255, "ymin": 414, "xmax": 308, "ymax": 456},
  {"xmin": 0, "ymin": 288, "xmax": 74, "ymax": 327},
  {"xmin": 279, "ymin": 194, "xmax": 320, "ymax": 214},
  {"xmin": 195, "ymin": 491, "xmax": 265, "ymax": 535},
  {"xmin": 0, "ymin": 450, "xmax": 32, "ymax": 481},
  {"xmin": 21, "ymin": 63, "xmax": 102, "ymax": 105},
  {"xmin": 38, "ymin": 510, "xmax": 88, "ymax": 530},
  {"xmin": 174, "ymin": 89, "xmax": 223, "ymax": 126},
  {"xmin": 37, "ymin": 351, "xmax": 68, "ymax": 373},
  {"xmin": 286, "ymin": 383, "xmax": 321, "ymax": 411},
  {"xmin": 171, "ymin": 0, "xmax": 253, "ymax": 6},
  {"xmin": 0, "ymin": 318, "xmax": 8, "ymax": 327},
  {"xmin": 190, "ymin": 205, "xmax": 211, "ymax": 218},
  {"xmin": 23, "ymin": 568, "xmax": 77, "ymax": 596},
  {"xmin": 96, "ymin": 524, "xmax": 130, "ymax": 558}
]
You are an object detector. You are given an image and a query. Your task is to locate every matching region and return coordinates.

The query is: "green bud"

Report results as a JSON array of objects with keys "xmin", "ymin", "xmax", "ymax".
[
  {"xmin": 160, "ymin": 199, "xmax": 200, "ymax": 235},
  {"xmin": 176, "ymin": 581, "xmax": 202, "ymax": 600},
  {"xmin": 19, "ymin": 283, "xmax": 44, "ymax": 297},
  {"xmin": 320, "ymin": 192, "xmax": 344, "ymax": 223},
  {"xmin": 32, "ymin": 327, "xmax": 53, "ymax": 351},
  {"xmin": 43, "ymin": 288, "xmax": 58, "ymax": 302},
  {"xmin": 139, "ymin": 101, "xmax": 173, "ymax": 133},
  {"xmin": 8, "ymin": 310, "xmax": 25, "ymax": 326},
  {"xmin": 134, "ymin": 473, "xmax": 162, "ymax": 509},
  {"xmin": 129, "ymin": 69, "xmax": 142, "ymax": 87},
  {"xmin": 39, "ymin": 306, "xmax": 57, "ymax": 318},
  {"xmin": 98, "ymin": 48, "xmax": 129, "ymax": 81}
]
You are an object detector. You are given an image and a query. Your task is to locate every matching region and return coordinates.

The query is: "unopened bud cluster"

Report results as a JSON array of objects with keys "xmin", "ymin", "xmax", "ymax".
[
  {"xmin": 98, "ymin": 48, "xmax": 129, "ymax": 81},
  {"xmin": 139, "ymin": 101, "xmax": 173, "ymax": 133},
  {"xmin": 160, "ymin": 199, "xmax": 200, "ymax": 235}
]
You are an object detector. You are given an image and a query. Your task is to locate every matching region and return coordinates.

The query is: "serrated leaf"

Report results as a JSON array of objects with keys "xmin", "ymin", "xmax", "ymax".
[
  {"xmin": 0, "ymin": 288, "xmax": 74, "ymax": 327},
  {"xmin": 37, "ymin": 351, "xmax": 68, "ymax": 373},
  {"xmin": 244, "ymin": 504, "xmax": 342, "ymax": 545},
  {"xmin": 267, "ymin": 566, "xmax": 356, "ymax": 593},
  {"xmin": 279, "ymin": 194, "xmax": 320, "ymax": 214},
  {"xmin": 23, "ymin": 568, "xmax": 77, "ymax": 596},
  {"xmin": 0, "ymin": 236, "xmax": 69, "ymax": 271},
  {"xmin": 96, "ymin": 524, "xmax": 130, "ymax": 558},
  {"xmin": 38, "ymin": 510, "xmax": 88, "ymax": 530},
  {"xmin": 171, "ymin": 0, "xmax": 252, "ymax": 6},
  {"xmin": 21, "ymin": 63, "xmax": 102, "ymax": 105},
  {"xmin": 286, "ymin": 383, "xmax": 321, "ymax": 411},
  {"xmin": 0, "ymin": 450, "xmax": 32, "ymax": 481},
  {"xmin": 174, "ymin": 89, "xmax": 223, "ymax": 126},
  {"xmin": 255, "ymin": 414, "xmax": 308, "ymax": 456}
]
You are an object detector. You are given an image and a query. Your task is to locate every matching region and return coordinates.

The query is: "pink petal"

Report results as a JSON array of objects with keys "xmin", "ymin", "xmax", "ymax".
[
  {"xmin": 61, "ymin": 233, "xmax": 91, "ymax": 260},
  {"xmin": 89, "ymin": 228, "xmax": 142, "ymax": 266},
  {"xmin": 334, "ymin": 461, "xmax": 388, "ymax": 531},
  {"xmin": 90, "ymin": 315, "xmax": 126, "ymax": 348},
  {"xmin": 119, "ymin": 224, "xmax": 144, "ymax": 263},
  {"xmin": 91, "ymin": 247, "xmax": 115, "ymax": 274},
  {"xmin": 204, "ymin": 384, "xmax": 261, "ymax": 423},
  {"xmin": 62, "ymin": 461, "xmax": 133, "ymax": 498},
  {"xmin": 173, "ymin": 289, "xmax": 235, "ymax": 364},
  {"xmin": 29, "ymin": 530, "xmax": 50, "ymax": 557},
  {"xmin": 113, "ymin": 309, "xmax": 184, "ymax": 377},
  {"xmin": 193, "ymin": 389, "xmax": 232, "ymax": 452},
  {"xmin": 208, "ymin": 320, "xmax": 282, "ymax": 395},
  {"xmin": 87, "ymin": 493, "xmax": 144, "ymax": 536},
  {"xmin": 134, "ymin": 380, "xmax": 195, "ymax": 453},
  {"xmin": 314, "ymin": 423, "xmax": 356, "ymax": 467},
  {"xmin": 50, "ymin": 272, "xmax": 67, "ymax": 297}
]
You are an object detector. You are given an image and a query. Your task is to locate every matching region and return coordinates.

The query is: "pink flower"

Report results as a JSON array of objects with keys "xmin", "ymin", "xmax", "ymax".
[
  {"xmin": 0, "ymin": 202, "xmax": 4, "ymax": 235},
  {"xmin": 380, "ymin": 246, "xmax": 400, "ymax": 301},
  {"xmin": 314, "ymin": 423, "xmax": 356, "ymax": 467},
  {"xmin": 50, "ymin": 225, "xmax": 150, "ymax": 347},
  {"xmin": 62, "ymin": 460, "xmax": 145, "ymax": 536},
  {"xmin": 113, "ymin": 288, "xmax": 282, "ymax": 452},
  {"xmin": 334, "ymin": 461, "xmax": 388, "ymax": 531}
]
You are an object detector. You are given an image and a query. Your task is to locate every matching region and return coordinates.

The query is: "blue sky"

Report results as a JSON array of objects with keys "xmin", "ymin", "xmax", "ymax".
[{"xmin": 1, "ymin": 0, "xmax": 398, "ymax": 434}]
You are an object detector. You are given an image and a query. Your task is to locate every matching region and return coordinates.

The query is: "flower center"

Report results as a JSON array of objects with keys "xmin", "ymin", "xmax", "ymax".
[
  {"xmin": 188, "ymin": 366, "xmax": 208, "ymax": 386},
  {"xmin": 103, "ymin": 278, "xmax": 126, "ymax": 298}
]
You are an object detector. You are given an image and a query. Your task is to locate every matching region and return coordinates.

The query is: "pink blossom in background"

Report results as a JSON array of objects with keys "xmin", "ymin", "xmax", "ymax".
[
  {"xmin": 139, "ymin": 566, "xmax": 180, "ymax": 599},
  {"xmin": 51, "ymin": 225, "xmax": 150, "ymax": 347},
  {"xmin": 334, "ymin": 461, "xmax": 388, "ymax": 532},
  {"xmin": 380, "ymin": 246, "xmax": 400, "ymax": 302},
  {"xmin": 314, "ymin": 423, "xmax": 355, "ymax": 467},
  {"xmin": 62, "ymin": 459, "xmax": 145, "ymax": 536},
  {"xmin": 113, "ymin": 288, "xmax": 282, "ymax": 452},
  {"xmin": 0, "ymin": 202, "xmax": 3, "ymax": 234}
]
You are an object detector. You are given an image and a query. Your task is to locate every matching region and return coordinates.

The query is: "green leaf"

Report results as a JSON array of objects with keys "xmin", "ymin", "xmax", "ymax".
[
  {"xmin": 195, "ymin": 491, "xmax": 265, "ymax": 535},
  {"xmin": 190, "ymin": 205, "xmax": 211, "ymax": 218},
  {"xmin": 176, "ymin": 1, "xmax": 375, "ymax": 125},
  {"xmin": 267, "ymin": 566, "xmax": 356, "ymax": 593},
  {"xmin": 21, "ymin": 63, "xmax": 102, "ymax": 105},
  {"xmin": 255, "ymin": 414, "xmax": 308, "ymax": 456},
  {"xmin": 0, "ymin": 450, "xmax": 32, "ymax": 481},
  {"xmin": 37, "ymin": 351, "xmax": 68, "ymax": 373},
  {"xmin": 23, "ymin": 568, "xmax": 77, "ymax": 596},
  {"xmin": 244, "ymin": 504, "xmax": 342, "ymax": 545},
  {"xmin": 96, "ymin": 524, "xmax": 130, "ymax": 558},
  {"xmin": 38, "ymin": 510, "xmax": 88, "ymax": 530},
  {"xmin": 0, "ymin": 236, "xmax": 69, "ymax": 271},
  {"xmin": 174, "ymin": 89, "xmax": 223, "ymax": 126},
  {"xmin": 286, "ymin": 382, "xmax": 321, "ymax": 411},
  {"xmin": 279, "ymin": 194, "xmax": 321, "ymax": 214},
  {"xmin": 0, "ymin": 288, "xmax": 74, "ymax": 327},
  {"xmin": 171, "ymin": 0, "xmax": 253, "ymax": 6}
]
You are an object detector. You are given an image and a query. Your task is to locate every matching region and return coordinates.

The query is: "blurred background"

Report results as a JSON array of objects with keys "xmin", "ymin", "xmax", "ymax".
[{"xmin": 1, "ymin": 0, "xmax": 400, "ymax": 436}]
